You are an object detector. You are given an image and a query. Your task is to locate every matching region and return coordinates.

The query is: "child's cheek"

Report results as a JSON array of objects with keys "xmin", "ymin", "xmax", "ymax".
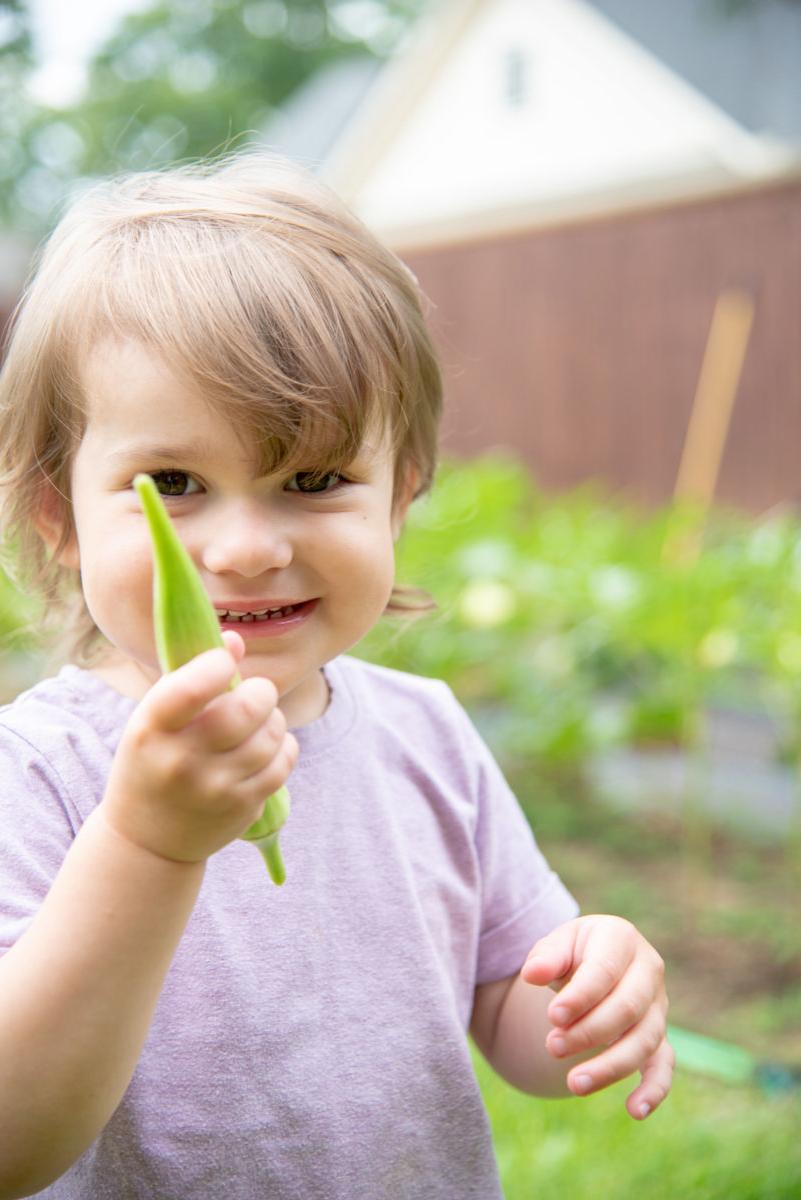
[{"xmin": 80, "ymin": 537, "xmax": 154, "ymax": 656}]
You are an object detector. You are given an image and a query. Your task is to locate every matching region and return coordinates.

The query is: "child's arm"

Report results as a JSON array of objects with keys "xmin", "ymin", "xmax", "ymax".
[
  {"xmin": 471, "ymin": 915, "xmax": 673, "ymax": 1120},
  {"xmin": 0, "ymin": 636, "xmax": 297, "ymax": 1199}
]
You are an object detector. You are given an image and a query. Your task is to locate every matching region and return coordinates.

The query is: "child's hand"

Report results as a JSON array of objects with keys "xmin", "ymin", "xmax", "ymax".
[
  {"xmin": 102, "ymin": 631, "xmax": 298, "ymax": 864},
  {"xmin": 521, "ymin": 915, "xmax": 673, "ymax": 1119}
]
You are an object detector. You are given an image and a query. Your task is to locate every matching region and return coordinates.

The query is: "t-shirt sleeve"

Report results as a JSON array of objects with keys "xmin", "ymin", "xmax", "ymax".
[
  {"xmin": 0, "ymin": 725, "xmax": 77, "ymax": 953},
  {"xmin": 452, "ymin": 701, "xmax": 580, "ymax": 985}
]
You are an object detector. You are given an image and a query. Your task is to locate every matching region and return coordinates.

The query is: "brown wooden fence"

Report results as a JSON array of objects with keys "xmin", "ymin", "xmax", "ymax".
[
  {"xmin": 401, "ymin": 175, "xmax": 801, "ymax": 514},
  {"xmin": 3, "ymin": 177, "xmax": 799, "ymax": 514}
]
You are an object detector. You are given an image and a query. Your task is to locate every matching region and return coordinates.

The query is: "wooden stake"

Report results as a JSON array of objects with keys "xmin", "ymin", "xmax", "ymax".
[
  {"xmin": 674, "ymin": 289, "xmax": 755, "ymax": 505},
  {"xmin": 666, "ymin": 289, "xmax": 754, "ymax": 564}
]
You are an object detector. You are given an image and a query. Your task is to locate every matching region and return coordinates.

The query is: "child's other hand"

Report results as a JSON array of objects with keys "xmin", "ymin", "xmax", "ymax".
[
  {"xmin": 102, "ymin": 631, "xmax": 298, "ymax": 864},
  {"xmin": 521, "ymin": 915, "xmax": 673, "ymax": 1119}
]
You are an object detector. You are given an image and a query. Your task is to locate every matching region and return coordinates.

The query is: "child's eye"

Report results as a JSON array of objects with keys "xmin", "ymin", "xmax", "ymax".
[
  {"xmin": 286, "ymin": 471, "xmax": 344, "ymax": 495},
  {"xmin": 148, "ymin": 470, "xmax": 201, "ymax": 497}
]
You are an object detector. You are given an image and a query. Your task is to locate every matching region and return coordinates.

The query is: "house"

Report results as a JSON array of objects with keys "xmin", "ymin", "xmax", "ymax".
[
  {"xmin": 267, "ymin": 0, "xmax": 801, "ymax": 512},
  {"xmin": 322, "ymin": 0, "xmax": 797, "ymax": 248}
]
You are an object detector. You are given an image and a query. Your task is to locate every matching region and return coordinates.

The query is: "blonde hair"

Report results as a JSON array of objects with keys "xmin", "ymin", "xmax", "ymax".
[{"xmin": 0, "ymin": 152, "xmax": 442, "ymax": 668}]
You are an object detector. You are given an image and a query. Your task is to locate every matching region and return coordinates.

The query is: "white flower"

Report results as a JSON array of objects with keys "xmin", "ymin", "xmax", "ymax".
[
  {"xmin": 458, "ymin": 579, "xmax": 517, "ymax": 628},
  {"xmin": 697, "ymin": 629, "xmax": 738, "ymax": 669},
  {"xmin": 531, "ymin": 636, "xmax": 574, "ymax": 680},
  {"xmin": 589, "ymin": 566, "xmax": 641, "ymax": 611}
]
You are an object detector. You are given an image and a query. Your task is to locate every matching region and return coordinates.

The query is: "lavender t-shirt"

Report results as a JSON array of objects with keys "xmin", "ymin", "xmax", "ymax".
[{"xmin": 0, "ymin": 654, "xmax": 578, "ymax": 1199}]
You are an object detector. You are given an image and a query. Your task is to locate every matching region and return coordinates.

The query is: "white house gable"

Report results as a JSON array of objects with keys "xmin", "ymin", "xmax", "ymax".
[{"xmin": 326, "ymin": 0, "xmax": 792, "ymax": 243}]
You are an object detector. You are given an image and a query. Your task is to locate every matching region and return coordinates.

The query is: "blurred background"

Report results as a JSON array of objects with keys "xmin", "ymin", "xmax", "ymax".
[{"xmin": 1, "ymin": 0, "xmax": 801, "ymax": 1194}]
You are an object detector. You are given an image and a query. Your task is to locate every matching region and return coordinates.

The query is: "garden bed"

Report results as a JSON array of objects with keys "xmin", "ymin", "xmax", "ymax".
[
  {"xmin": 589, "ymin": 702, "xmax": 797, "ymax": 841},
  {"xmin": 505, "ymin": 758, "xmax": 801, "ymax": 1066}
]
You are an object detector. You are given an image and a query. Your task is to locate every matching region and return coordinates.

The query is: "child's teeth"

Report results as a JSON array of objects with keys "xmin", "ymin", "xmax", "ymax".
[{"xmin": 217, "ymin": 604, "xmax": 300, "ymax": 623}]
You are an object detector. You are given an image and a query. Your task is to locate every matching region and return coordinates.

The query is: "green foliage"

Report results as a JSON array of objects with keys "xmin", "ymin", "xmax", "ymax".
[
  {"xmin": 0, "ymin": 0, "xmax": 35, "ymax": 226},
  {"xmin": 473, "ymin": 1052, "xmax": 801, "ymax": 1199},
  {"xmin": 0, "ymin": 556, "xmax": 35, "ymax": 651},
  {"xmin": 46, "ymin": 2, "xmax": 369, "ymax": 169},
  {"xmin": 0, "ymin": 0, "xmax": 30, "ymax": 63},
  {"xmin": 3, "ymin": 0, "xmax": 425, "ymax": 232},
  {"xmin": 355, "ymin": 455, "xmax": 801, "ymax": 771}
]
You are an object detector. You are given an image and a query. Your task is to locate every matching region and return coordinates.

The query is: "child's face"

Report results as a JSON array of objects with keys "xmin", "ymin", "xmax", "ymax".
[{"xmin": 49, "ymin": 338, "xmax": 414, "ymax": 726}]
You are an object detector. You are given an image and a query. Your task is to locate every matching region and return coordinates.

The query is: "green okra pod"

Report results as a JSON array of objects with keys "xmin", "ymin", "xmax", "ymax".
[{"xmin": 134, "ymin": 473, "xmax": 290, "ymax": 884}]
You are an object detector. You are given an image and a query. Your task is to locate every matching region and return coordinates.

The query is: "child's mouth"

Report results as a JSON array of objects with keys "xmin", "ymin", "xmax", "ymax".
[{"xmin": 215, "ymin": 599, "xmax": 318, "ymax": 636}]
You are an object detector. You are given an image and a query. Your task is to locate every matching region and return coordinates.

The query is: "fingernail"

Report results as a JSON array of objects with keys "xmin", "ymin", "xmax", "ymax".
[
  {"xmin": 551, "ymin": 1006, "xmax": 570, "ymax": 1026},
  {"xmin": 549, "ymin": 1036, "xmax": 567, "ymax": 1057},
  {"xmin": 639, "ymin": 1103, "xmax": 651, "ymax": 1119},
  {"xmin": 572, "ymin": 1074, "xmax": 593, "ymax": 1095}
]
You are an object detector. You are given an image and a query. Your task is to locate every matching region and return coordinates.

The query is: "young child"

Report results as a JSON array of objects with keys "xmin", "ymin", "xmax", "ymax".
[{"xmin": 0, "ymin": 153, "xmax": 672, "ymax": 1198}]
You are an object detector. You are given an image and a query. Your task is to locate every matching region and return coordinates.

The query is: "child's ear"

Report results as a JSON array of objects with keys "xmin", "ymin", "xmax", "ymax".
[
  {"xmin": 34, "ymin": 478, "xmax": 80, "ymax": 569},
  {"xmin": 391, "ymin": 463, "xmax": 420, "ymax": 542}
]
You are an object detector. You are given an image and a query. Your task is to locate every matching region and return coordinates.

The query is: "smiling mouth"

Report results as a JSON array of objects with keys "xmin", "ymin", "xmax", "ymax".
[{"xmin": 214, "ymin": 600, "xmax": 315, "ymax": 624}]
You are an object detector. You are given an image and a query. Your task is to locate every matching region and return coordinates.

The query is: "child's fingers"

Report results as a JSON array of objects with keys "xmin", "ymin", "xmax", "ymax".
[
  {"xmin": 549, "ymin": 954, "xmax": 635, "ymax": 1029},
  {"xmin": 192, "ymin": 675, "xmax": 280, "ymax": 753},
  {"xmin": 238, "ymin": 731, "xmax": 299, "ymax": 808},
  {"xmin": 564, "ymin": 1006, "xmax": 668, "ymax": 1098},
  {"xmin": 220, "ymin": 629, "xmax": 246, "ymax": 662},
  {"xmin": 215, "ymin": 708, "xmax": 288, "ymax": 782},
  {"xmin": 145, "ymin": 648, "xmax": 240, "ymax": 732},
  {"xmin": 545, "ymin": 957, "xmax": 666, "ymax": 1057},
  {"xmin": 625, "ymin": 1037, "xmax": 675, "ymax": 1120},
  {"xmin": 522, "ymin": 917, "xmax": 639, "ymax": 1012},
  {"xmin": 546, "ymin": 935, "xmax": 637, "ymax": 1028},
  {"xmin": 521, "ymin": 950, "xmax": 572, "ymax": 990}
]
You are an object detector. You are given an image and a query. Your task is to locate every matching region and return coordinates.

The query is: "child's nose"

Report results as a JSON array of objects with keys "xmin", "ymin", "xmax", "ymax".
[{"xmin": 200, "ymin": 505, "xmax": 293, "ymax": 577}]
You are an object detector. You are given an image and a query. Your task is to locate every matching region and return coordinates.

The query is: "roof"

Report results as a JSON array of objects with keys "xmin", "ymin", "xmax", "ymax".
[
  {"xmin": 588, "ymin": 0, "xmax": 801, "ymax": 144},
  {"xmin": 263, "ymin": 55, "xmax": 383, "ymax": 172}
]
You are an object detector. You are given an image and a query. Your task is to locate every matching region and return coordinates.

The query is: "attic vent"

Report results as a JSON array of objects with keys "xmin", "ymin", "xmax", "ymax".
[{"xmin": 504, "ymin": 48, "xmax": 530, "ymax": 108}]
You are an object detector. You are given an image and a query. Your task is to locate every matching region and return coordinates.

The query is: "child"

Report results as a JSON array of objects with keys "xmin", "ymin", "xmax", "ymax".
[{"xmin": 0, "ymin": 153, "xmax": 671, "ymax": 1199}]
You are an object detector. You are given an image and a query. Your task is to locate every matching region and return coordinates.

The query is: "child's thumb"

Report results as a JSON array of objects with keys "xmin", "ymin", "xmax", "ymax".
[
  {"xmin": 520, "ymin": 924, "xmax": 578, "ymax": 989},
  {"xmin": 221, "ymin": 629, "xmax": 246, "ymax": 663}
]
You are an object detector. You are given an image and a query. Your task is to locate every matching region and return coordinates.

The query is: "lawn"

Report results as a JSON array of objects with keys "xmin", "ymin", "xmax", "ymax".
[
  {"xmin": 473, "ymin": 764, "xmax": 801, "ymax": 1197},
  {"xmin": 476, "ymin": 1056, "xmax": 801, "ymax": 1199}
]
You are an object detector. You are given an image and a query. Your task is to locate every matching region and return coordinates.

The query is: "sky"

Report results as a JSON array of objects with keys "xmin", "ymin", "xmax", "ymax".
[{"xmin": 27, "ymin": 0, "xmax": 149, "ymax": 105}]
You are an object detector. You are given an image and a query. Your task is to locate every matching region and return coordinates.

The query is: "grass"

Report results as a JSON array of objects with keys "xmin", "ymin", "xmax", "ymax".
[
  {"xmin": 475, "ymin": 1052, "xmax": 801, "ymax": 1199},
  {"xmin": 470, "ymin": 757, "xmax": 801, "ymax": 1198}
]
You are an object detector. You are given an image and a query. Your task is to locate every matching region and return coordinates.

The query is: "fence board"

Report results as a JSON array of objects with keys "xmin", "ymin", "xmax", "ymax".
[{"xmin": 402, "ymin": 177, "xmax": 801, "ymax": 513}]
